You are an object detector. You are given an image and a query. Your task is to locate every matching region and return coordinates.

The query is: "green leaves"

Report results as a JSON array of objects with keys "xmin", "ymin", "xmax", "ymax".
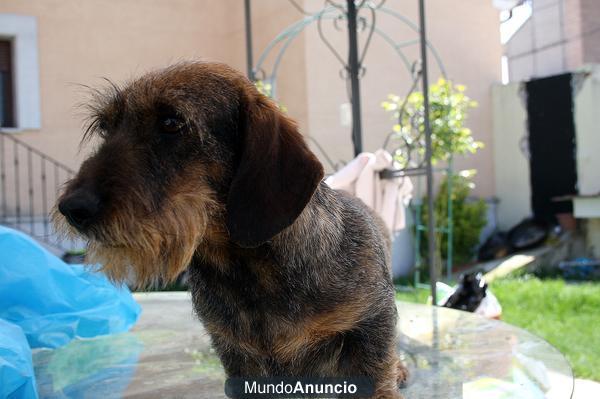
[
  {"xmin": 381, "ymin": 78, "xmax": 483, "ymax": 167},
  {"xmin": 420, "ymin": 170, "xmax": 488, "ymax": 267},
  {"xmin": 254, "ymin": 80, "xmax": 273, "ymax": 97},
  {"xmin": 254, "ymin": 80, "xmax": 287, "ymax": 113}
]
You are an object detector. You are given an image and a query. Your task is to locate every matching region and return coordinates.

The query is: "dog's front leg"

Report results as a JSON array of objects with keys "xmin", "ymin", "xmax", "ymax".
[
  {"xmin": 335, "ymin": 327, "xmax": 405, "ymax": 399},
  {"xmin": 212, "ymin": 342, "xmax": 264, "ymax": 378}
]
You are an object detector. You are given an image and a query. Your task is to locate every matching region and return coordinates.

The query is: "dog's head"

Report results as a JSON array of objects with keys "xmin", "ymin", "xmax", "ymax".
[{"xmin": 55, "ymin": 62, "xmax": 323, "ymax": 286}]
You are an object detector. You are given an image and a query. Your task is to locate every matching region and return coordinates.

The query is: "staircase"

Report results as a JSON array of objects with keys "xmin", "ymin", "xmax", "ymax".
[{"xmin": 0, "ymin": 131, "xmax": 84, "ymax": 255}]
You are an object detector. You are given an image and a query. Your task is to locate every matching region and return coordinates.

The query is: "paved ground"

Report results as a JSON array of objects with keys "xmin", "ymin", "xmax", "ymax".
[{"xmin": 573, "ymin": 378, "xmax": 600, "ymax": 398}]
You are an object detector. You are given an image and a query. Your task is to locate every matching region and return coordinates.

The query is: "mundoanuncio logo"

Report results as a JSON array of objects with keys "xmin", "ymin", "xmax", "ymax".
[{"xmin": 224, "ymin": 377, "xmax": 374, "ymax": 398}]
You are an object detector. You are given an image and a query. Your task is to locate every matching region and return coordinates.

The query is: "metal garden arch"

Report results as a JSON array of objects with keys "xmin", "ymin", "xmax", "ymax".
[{"xmin": 244, "ymin": 0, "xmax": 452, "ymax": 301}]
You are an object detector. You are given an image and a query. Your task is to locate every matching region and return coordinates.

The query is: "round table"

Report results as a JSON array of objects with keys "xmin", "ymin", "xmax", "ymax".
[{"xmin": 33, "ymin": 292, "xmax": 574, "ymax": 398}]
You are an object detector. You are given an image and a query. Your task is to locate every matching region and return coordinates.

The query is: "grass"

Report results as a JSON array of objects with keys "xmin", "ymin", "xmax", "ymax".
[
  {"xmin": 396, "ymin": 275, "xmax": 600, "ymax": 381},
  {"xmin": 396, "ymin": 286, "xmax": 431, "ymax": 304}
]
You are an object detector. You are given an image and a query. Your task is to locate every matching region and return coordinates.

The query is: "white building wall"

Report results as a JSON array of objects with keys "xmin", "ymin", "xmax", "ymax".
[
  {"xmin": 574, "ymin": 65, "xmax": 600, "ymax": 196},
  {"xmin": 492, "ymin": 82, "xmax": 531, "ymax": 230},
  {"xmin": 492, "ymin": 64, "xmax": 600, "ymax": 229}
]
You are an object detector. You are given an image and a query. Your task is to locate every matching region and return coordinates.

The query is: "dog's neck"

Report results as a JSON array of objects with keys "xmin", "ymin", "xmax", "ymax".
[
  {"xmin": 194, "ymin": 182, "xmax": 343, "ymax": 271},
  {"xmin": 272, "ymin": 182, "xmax": 345, "ymax": 261}
]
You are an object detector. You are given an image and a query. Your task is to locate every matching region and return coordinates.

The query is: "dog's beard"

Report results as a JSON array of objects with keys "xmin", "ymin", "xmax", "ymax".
[{"xmin": 53, "ymin": 183, "xmax": 221, "ymax": 288}]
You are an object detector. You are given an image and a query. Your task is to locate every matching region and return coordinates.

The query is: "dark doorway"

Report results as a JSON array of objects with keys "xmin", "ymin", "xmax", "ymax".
[{"xmin": 526, "ymin": 73, "xmax": 578, "ymax": 224}]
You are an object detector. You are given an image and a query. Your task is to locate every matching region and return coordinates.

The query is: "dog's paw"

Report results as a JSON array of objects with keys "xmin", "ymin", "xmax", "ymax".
[{"xmin": 396, "ymin": 361, "xmax": 409, "ymax": 389}]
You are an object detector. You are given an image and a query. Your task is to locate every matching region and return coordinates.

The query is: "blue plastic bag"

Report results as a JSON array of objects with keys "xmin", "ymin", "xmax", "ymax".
[
  {"xmin": 0, "ymin": 226, "xmax": 141, "ymax": 349},
  {"xmin": 0, "ymin": 319, "xmax": 38, "ymax": 399}
]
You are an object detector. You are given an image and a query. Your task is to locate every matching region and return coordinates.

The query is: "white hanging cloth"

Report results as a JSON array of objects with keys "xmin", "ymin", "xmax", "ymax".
[{"xmin": 325, "ymin": 149, "xmax": 413, "ymax": 233}]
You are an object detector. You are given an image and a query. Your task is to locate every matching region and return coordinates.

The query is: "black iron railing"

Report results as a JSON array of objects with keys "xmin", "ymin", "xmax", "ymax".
[{"xmin": 0, "ymin": 131, "xmax": 82, "ymax": 253}]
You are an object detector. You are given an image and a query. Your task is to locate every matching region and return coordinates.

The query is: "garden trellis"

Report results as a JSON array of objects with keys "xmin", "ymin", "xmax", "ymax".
[{"xmin": 244, "ymin": 0, "xmax": 457, "ymax": 301}]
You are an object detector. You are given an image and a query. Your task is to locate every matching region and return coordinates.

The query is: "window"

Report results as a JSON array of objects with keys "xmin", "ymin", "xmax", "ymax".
[
  {"xmin": 0, "ymin": 14, "xmax": 41, "ymax": 131},
  {"xmin": 0, "ymin": 40, "xmax": 15, "ymax": 128}
]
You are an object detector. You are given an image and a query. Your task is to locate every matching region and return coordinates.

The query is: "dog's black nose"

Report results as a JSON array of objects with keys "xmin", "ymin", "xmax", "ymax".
[{"xmin": 58, "ymin": 189, "xmax": 101, "ymax": 230}]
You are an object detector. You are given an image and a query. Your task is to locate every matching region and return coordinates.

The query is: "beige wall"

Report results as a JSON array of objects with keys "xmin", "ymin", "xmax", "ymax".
[
  {"xmin": 0, "ymin": 0, "xmax": 246, "ymax": 169},
  {"xmin": 506, "ymin": 0, "xmax": 600, "ymax": 81},
  {"xmin": 0, "ymin": 0, "xmax": 501, "ymax": 206},
  {"xmin": 508, "ymin": 0, "xmax": 570, "ymax": 81},
  {"xmin": 302, "ymin": 0, "xmax": 502, "ymax": 197},
  {"xmin": 580, "ymin": 0, "xmax": 600, "ymax": 65}
]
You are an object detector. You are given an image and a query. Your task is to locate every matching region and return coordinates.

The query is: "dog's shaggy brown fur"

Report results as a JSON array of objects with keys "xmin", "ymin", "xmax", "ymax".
[{"xmin": 55, "ymin": 62, "xmax": 407, "ymax": 398}]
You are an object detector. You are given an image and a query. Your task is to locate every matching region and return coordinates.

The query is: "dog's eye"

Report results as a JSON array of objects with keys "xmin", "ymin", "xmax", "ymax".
[
  {"xmin": 95, "ymin": 119, "xmax": 110, "ymax": 139},
  {"xmin": 160, "ymin": 116, "xmax": 184, "ymax": 134}
]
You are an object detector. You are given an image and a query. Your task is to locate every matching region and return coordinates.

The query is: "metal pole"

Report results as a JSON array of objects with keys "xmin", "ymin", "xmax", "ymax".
[
  {"xmin": 346, "ymin": 0, "xmax": 363, "ymax": 156},
  {"xmin": 446, "ymin": 157, "xmax": 454, "ymax": 280},
  {"xmin": 244, "ymin": 0, "xmax": 254, "ymax": 81},
  {"xmin": 419, "ymin": 0, "xmax": 437, "ymax": 304}
]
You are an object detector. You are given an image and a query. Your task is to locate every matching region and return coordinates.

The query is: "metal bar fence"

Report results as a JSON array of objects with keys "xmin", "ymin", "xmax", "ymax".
[{"xmin": 0, "ymin": 131, "xmax": 80, "ymax": 253}]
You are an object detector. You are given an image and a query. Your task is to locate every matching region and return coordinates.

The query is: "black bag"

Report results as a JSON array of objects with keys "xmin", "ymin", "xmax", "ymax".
[
  {"xmin": 507, "ymin": 218, "xmax": 549, "ymax": 251},
  {"xmin": 478, "ymin": 232, "xmax": 510, "ymax": 261}
]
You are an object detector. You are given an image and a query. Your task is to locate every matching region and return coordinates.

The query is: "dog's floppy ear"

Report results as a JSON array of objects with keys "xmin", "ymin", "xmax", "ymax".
[{"xmin": 226, "ymin": 92, "xmax": 324, "ymax": 247}]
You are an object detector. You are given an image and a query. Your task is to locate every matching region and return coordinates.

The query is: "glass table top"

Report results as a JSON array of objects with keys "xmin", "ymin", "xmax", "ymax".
[{"xmin": 33, "ymin": 292, "xmax": 574, "ymax": 398}]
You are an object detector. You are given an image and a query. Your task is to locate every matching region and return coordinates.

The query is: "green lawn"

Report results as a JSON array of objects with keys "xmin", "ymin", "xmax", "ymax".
[{"xmin": 396, "ymin": 276, "xmax": 600, "ymax": 381}]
